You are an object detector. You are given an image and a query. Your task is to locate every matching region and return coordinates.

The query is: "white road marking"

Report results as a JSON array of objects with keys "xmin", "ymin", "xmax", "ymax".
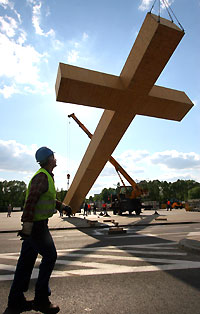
[
  {"xmin": 107, "ymin": 231, "xmax": 189, "ymax": 238},
  {"xmin": 0, "ymin": 263, "xmax": 16, "ymax": 271},
  {"xmin": 0, "ymin": 240, "xmax": 197, "ymax": 281},
  {"xmin": 107, "ymin": 233, "xmax": 157, "ymax": 239},
  {"xmin": 92, "ymin": 229, "xmax": 187, "ymax": 237},
  {"xmin": 7, "ymin": 229, "xmax": 190, "ymax": 240},
  {"xmin": 188, "ymin": 231, "xmax": 200, "ymax": 236},
  {"xmin": 51, "ymin": 262, "xmax": 200, "ymax": 277},
  {"xmin": 57, "ymin": 247, "xmax": 186, "ymax": 256}
]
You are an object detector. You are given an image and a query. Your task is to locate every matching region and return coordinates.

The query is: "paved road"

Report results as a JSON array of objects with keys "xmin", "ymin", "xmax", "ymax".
[{"xmin": 1, "ymin": 223, "xmax": 200, "ymax": 313}]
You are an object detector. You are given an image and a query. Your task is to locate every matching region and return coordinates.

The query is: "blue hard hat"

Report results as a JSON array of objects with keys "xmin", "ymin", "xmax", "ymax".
[{"xmin": 35, "ymin": 147, "xmax": 54, "ymax": 163}]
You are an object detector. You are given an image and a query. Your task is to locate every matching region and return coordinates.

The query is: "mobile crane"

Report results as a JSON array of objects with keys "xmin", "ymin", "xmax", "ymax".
[{"xmin": 68, "ymin": 113, "xmax": 148, "ymax": 215}]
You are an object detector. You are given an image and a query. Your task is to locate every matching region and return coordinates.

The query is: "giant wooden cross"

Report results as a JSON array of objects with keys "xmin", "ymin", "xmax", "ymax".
[{"xmin": 55, "ymin": 13, "xmax": 193, "ymax": 212}]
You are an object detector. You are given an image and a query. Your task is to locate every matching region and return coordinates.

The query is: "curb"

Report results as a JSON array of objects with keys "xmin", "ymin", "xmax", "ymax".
[
  {"xmin": 0, "ymin": 220, "xmax": 199, "ymax": 234},
  {"xmin": 179, "ymin": 238, "xmax": 200, "ymax": 255}
]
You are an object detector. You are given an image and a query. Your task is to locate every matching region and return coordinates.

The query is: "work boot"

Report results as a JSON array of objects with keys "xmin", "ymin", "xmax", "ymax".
[
  {"xmin": 3, "ymin": 299, "xmax": 33, "ymax": 314},
  {"xmin": 33, "ymin": 298, "xmax": 60, "ymax": 314}
]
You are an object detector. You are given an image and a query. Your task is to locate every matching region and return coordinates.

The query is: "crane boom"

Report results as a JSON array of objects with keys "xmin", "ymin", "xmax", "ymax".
[
  {"xmin": 68, "ymin": 113, "xmax": 92, "ymax": 139},
  {"xmin": 68, "ymin": 113, "xmax": 143, "ymax": 197}
]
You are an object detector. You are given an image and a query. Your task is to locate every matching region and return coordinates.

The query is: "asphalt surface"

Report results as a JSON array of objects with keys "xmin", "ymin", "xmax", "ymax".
[
  {"xmin": 1, "ymin": 210, "xmax": 200, "ymax": 314},
  {"xmin": 1, "ymin": 219, "xmax": 200, "ymax": 313},
  {"xmin": 1, "ymin": 208, "xmax": 200, "ymax": 254}
]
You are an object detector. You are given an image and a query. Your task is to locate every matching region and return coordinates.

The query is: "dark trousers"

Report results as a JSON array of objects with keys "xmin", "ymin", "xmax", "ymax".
[{"xmin": 8, "ymin": 220, "xmax": 57, "ymax": 306}]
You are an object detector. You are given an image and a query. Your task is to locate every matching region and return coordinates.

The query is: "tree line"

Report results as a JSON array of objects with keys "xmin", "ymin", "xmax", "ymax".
[
  {"xmin": 89, "ymin": 179, "xmax": 200, "ymax": 204},
  {"xmin": 0, "ymin": 179, "xmax": 200, "ymax": 212},
  {"xmin": 0, "ymin": 180, "xmax": 26, "ymax": 211}
]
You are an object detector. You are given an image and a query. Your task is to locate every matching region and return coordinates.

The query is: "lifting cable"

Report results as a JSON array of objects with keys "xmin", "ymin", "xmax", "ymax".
[{"xmin": 149, "ymin": 0, "xmax": 184, "ymax": 31}]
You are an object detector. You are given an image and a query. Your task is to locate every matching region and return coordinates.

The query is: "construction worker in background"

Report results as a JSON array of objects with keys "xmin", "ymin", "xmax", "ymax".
[
  {"xmin": 4, "ymin": 147, "xmax": 71, "ymax": 314},
  {"xmin": 167, "ymin": 200, "xmax": 172, "ymax": 211},
  {"xmin": 7, "ymin": 204, "xmax": 12, "ymax": 217}
]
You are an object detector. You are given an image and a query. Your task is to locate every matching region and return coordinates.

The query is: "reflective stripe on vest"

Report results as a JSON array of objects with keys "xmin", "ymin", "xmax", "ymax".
[{"xmin": 25, "ymin": 168, "xmax": 56, "ymax": 221}]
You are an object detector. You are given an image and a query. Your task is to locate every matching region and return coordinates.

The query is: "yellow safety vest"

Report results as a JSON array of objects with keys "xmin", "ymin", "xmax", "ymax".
[{"xmin": 25, "ymin": 168, "xmax": 56, "ymax": 221}]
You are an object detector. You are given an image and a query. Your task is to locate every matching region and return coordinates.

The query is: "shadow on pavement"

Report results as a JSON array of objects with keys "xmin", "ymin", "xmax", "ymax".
[{"xmin": 54, "ymin": 213, "xmax": 200, "ymax": 292}]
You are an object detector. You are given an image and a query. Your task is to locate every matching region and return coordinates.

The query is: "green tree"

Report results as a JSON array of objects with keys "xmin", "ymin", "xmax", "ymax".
[
  {"xmin": 188, "ymin": 186, "xmax": 200, "ymax": 199},
  {"xmin": 0, "ymin": 180, "xmax": 26, "ymax": 209},
  {"xmin": 101, "ymin": 188, "xmax": 110, "ymax": 203},
  {"xmin": 88, "ymin": 196, "xmax": 93, "ymax": 202},
  {"xmin": 56, "ymin": 188, "xmax": 67, "ymax": 202},
  {"xmin": 147, "ymin": 180, "xmax": 161, "ymax": 201},
  {"xmin": 93, "ymin": 194, "xmax": 102, "ymax": 202}
]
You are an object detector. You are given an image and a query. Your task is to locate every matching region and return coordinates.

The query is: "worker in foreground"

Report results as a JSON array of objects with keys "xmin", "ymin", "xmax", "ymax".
[{"xmin": 3, "ymin": 147, "xmax": 71, "ymax": 314}]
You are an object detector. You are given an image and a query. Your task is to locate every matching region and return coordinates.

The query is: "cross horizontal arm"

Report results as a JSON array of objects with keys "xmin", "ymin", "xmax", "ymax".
[
  {"xmin": 137, "ymin": 85, "xmax": 193, "ymax": 121},
  {"xmin": 55, "ymin": 63, "xmax": 124, "ymax": 110},
  {"xmin": 56, "ymin": 64, "xmax": 193, "ymax": 121}
]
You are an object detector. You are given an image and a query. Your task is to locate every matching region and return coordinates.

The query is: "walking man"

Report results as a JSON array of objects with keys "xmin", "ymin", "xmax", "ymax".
[
  {"xmin": 4, "ymin": 147, "xmax": 71, "ymax": 314},
  {"xmin": 7, "ymin": 204, "xmax": 12, "ymax": 217}
]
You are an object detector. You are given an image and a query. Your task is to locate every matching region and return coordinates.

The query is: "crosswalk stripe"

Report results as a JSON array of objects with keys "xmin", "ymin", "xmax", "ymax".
[
  {"xmin": 107, "ymin": 233, "xmax": 156, "ymax": 238},
  {"xmin": 51, "ymin": 261, "xmax": 200, "ymax": 277},
  {"xmin": 0, "ymin": 240, "xmax": 198, "ymax": 281},
  {"xmin": 56, "ymin": 252, "xmax": 191, "ymax": 264},
  {"xmin": 0, "ymin": 264, "xmax": 16, "ymax": 271},
  {"xmin": 57, "ymin": 248, "xmax": 186, "ymax": 256},
  {"xmin": 0, "ymin": 242, "xmax": 185, "ymax": 262},
  {"xmin": 0, "ymin": 253, "xmax": 190, "ymax": 265},
  {"xmin": 188, "ymin": 231, "xmax": 200, "ymax": 236}
]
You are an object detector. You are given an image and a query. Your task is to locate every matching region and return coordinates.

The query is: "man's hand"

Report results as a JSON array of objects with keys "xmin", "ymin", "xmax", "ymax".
[
  {"xmin": 63, "ymin": 205, "xmax": 72, "ymax": 217},
  {"xmin": 17, "ymin": 222, "xmax": 33, "ymax": 240}
]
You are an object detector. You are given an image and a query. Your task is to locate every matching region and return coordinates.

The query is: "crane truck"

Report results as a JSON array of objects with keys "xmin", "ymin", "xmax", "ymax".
[{"xmin": 68, "ymin": 113, "xmax": 148, "ymax": 215}]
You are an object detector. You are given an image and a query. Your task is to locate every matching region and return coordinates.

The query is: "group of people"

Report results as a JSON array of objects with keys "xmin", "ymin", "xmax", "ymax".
[
  {"xmin": 83, "ymin": 202, "xmax": 109, "ymax": 216},
  {"xmin": 83, "ymin": 202, "xmax": 97, "ymax": 216},
  {"xmin": 4, "ymin": 147, "xmax": 71, "ymax": 314}
]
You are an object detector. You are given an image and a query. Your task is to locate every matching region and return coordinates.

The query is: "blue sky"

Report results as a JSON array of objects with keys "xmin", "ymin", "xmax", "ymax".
[{"xmin": 0, "ymin": 0, "xmax": 199, "ymax": 197}]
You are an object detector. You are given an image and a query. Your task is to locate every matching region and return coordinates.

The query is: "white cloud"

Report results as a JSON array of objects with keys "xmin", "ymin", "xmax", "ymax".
[
  {"xmin": 0, "ymin": 140, "xmax": 37, "ymax": 173},
  {"xmin": 17, "ymin": 29, "xmax": 27, "ymax": 45},
  {"xmin": 0, "ymin": 0, "xmax": 21, "ymax": 22},
  {"xmin": 66, "ymin": 32, "xmax": 89, "ymax": 65},
  {"xmin": 90, "ymin": 149, "xmax": 200, "ymax": 194},
  {"xmin": 138, "ymin": 0, "xmax": 174, "ymax": 12},
  {"xmin": 0, "ymin": 84, "xmax": 19, "ymax": 98},
  {"xmin": 138, "ymin": 0, "xmax": 153, "ymax": 11},
  {"xmin": 150, "ymin": 150, "xmax": 200, "ymax": 170},
  {"xmin": 0, "ymin": 0, "xmax": 9, "ymax": 7},
  {"xmin": 0, "ymin": 139, "xmax": 78, "ymax": 189},
  {"xmin": 192, "ymin": 99, "xmax": 199, "ymax": 107},
  {"xmin": 0, "ymin": 25, "xmax": 50, "ymax": 97},
  {"xmin": 67, "ymin": 49, "xmax": 79, "ymax": 63},
  {"xmin": 27, "ymin": 0, "xmax": 63, "ymax": 51},
  {"xmin": 0, "ymin": 141, "xmax": 199, "ymax": 194},
  {"xmin": 117, "ymin": 150, "xmax": 149, "ymax": 163},
  {"xmin": 0, "ymin": 0, "xmax": 13, "ymax": 10},
  {"xmin": 0, "ymin": 15, "xmax": 17, "ymax": 37},
  {"xmin": 82, "ymin": 32, "xmax": 89, "ymax": 41},
  {"xmin": 52, "ymin": 38, "xmax": 63, "ymax": 50},
  {"xmin": 30, "ymin": 0, "xmax": 55, "ymax": 37}
]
